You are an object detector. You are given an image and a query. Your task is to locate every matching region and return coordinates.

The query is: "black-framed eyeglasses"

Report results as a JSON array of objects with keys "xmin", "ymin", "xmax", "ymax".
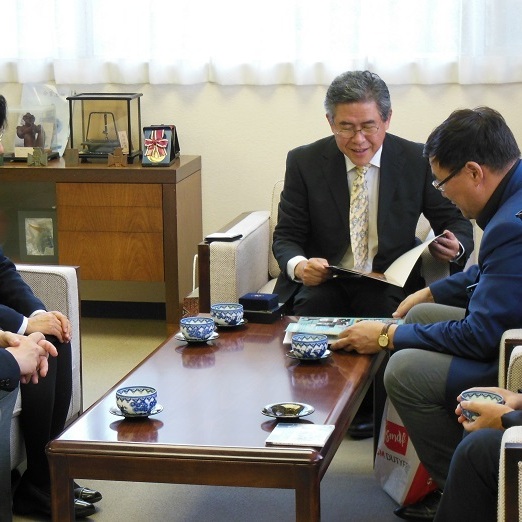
[
  {"xmin": 335, "ymin": 124, "xmax": 379, "ymax": 139},
  {"xmin": 431, "ymin": 165, "xmax": 463, "ymax": 192}
]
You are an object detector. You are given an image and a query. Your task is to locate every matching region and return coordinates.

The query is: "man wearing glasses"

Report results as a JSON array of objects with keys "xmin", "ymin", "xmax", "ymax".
[
  {"xmin": 332, "ymin": 107, "xmax": 522, "ymax": 520},
  {"xmin": 272, "ymin": 70, "xmax": 473, "ymax": 438}
]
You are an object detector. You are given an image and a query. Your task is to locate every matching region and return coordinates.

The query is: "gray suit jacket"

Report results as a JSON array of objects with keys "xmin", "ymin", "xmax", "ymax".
[{"xmin": 273, "ymin": 133, "xmax": 474, "ymax": 303}]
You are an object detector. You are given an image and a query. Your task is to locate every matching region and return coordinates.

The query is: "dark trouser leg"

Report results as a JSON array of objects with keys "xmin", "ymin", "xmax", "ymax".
[
  {"xmin": 292, "ymin": 278, "xmax": 406, "ymax": 317},
  {"xmin": 0, "ymin": 389, "xmax": 18, "ymax": 522},
  {"xmin": 19, "ymin": 338, "xmax": 72, "ymax": 490},
  {"xmin": 434, "ymin": 429, "xmax": 501, "ymax": 522}
]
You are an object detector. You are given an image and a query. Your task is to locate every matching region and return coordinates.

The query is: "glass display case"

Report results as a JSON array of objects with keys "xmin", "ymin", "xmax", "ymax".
[{"xmin": 67, "ymin": 93, "xmax": 143, "ymax": 162}]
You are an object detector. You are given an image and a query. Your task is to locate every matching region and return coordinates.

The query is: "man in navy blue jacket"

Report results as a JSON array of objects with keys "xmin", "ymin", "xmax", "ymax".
[{"xmin": 331, "ymin": 106, "xmax": 522, "ymax": 520}]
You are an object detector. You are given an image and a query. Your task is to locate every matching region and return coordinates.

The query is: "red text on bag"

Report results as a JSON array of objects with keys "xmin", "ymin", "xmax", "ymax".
[{"xmin": 384, "ymin": 420, "xmax": 409, "ymax": 456}]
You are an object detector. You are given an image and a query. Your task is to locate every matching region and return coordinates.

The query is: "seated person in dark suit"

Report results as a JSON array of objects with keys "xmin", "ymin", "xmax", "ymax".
[
  {"xmin": 0, "ymin": 94, "xmax": 101, "ymax": 519},
  {"xmin": 1, "ymin": 331, "xmax": 58, "ymax": 522},
  {"xmin": 433, "ymin": 386, "xmax": 522, "ymax": 522},
  {"xmin": 272, "ymin": 71, "xmax": 474, "ymax": 436}
]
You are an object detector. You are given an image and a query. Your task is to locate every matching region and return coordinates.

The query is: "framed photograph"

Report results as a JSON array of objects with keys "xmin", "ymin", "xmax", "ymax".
[{"xmin": 17, "ymin": 210, "xmax": 58, "ymax": 263}]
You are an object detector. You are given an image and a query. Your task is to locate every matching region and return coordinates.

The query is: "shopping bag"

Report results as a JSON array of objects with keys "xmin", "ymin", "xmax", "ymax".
[{"xmin": 374, "ymin": 399, "xmax": 438, "ymax": 506}]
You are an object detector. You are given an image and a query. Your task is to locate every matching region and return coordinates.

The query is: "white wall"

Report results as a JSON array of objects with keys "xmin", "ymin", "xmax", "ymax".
[{"xmin": 3, "ymin": 81, "xmax": 522, "ymax": 237}]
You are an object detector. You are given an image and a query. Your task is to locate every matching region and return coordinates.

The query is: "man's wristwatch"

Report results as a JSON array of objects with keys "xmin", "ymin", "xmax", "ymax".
[{"xmin": 378, "ymin": 323, "xmax": 392, "ymax": 350}]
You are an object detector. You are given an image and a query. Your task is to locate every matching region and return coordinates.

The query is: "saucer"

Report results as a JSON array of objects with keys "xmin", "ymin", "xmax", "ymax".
[
  {"xmin": 110, "ymin": 404, "xmax": 164, "ymax": 418},
  {"xmin": 174, "ymin": 332, "xmax": 219, "ymax": 343},
  {"xmin": 216, "ymin": 318, "xmax": 248, "ymax": 328},
  {"xmin": 261, "ymin": 402, "xmax": 315, "ymax": 419},
  {"xmin": 285, "ymin": 349, "xmax": 332, "ymax": 362}
]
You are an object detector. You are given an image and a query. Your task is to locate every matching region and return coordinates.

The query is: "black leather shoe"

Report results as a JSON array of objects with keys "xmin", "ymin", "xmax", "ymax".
[
  {"xmin": 393, "ymin": 489, "xmax": 442, "ymax": 521},
  {"xmin": 347, "ymin": 412, "xmax": 374, "ymax": 439},
  {"xmin": 74, "ymin": 482, "xmax": 103, "ymax": 503},
  {"xmin": 13, "ymin": 475, "xmax": 96, "ymax": 519}
]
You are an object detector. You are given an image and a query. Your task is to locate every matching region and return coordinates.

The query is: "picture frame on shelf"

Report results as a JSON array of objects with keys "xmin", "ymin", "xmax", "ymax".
[{"xmin": 17, "ymin": 210, "xmax": 58, "ymax": 263}]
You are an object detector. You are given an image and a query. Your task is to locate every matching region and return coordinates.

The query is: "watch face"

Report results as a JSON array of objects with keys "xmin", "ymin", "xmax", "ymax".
[{"xmin": 378, "ymin": 335, "xmax": 388, "ymax": 348}]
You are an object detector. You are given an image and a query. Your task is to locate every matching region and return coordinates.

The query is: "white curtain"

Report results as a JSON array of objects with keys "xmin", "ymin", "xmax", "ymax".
[{"xmin": 2, "ymin": 0, "xmax": 521, "ymax": 86}]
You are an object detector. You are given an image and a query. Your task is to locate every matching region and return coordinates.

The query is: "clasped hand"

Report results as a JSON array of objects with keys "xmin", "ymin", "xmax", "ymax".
[
  {"xmin": 26, "ymin": 311, "xmax": 72, "ymax": 343},
  {"xmin": 3, "ymin": 331, "xmax": 58, "ymax": 384}
]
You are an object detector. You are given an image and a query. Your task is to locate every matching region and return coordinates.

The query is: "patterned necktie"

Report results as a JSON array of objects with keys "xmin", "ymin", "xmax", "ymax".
[{"xmin": 350, "ymin": 165, "xmax": 370, "ymax": 271}]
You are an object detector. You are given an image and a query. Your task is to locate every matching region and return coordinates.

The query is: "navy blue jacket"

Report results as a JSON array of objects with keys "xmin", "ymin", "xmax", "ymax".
[{"xmin": 394, "ymin": 160, "xmax": 522, "ymax": 407}]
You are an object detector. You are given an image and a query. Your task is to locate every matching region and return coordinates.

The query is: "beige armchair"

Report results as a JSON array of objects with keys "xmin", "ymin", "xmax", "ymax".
[
  {"xmin": 498, "ymin": 329, "xmax": 522, "ymax": 522},
  {"xmin": 9, "ymin": 264, "xmax": 82, "ymax": 470},
  {"xmin": 198, "ymin": 180, "xmax": 453, "ymax": 312}
]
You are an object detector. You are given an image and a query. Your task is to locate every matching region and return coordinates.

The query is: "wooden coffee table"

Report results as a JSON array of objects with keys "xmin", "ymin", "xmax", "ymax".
[{"xmin": 47, "ymin": 316, "xmax": 385, "ymax": 521}]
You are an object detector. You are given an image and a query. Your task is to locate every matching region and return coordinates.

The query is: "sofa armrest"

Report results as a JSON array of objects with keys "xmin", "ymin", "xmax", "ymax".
[
  {"xmin": 15, "ymin": 264, "xmax": 82, "ymax": 417},
  {"xmin": 499, "ymin": 329, "xmax": 522, "ymax": 389},
  {"xmin": 499, "ymin": 426, "xmax": 522, "ymax": 522},
  {"xmin": 198, "ymin": 211, "xmax": 270, "ymax": 312}
]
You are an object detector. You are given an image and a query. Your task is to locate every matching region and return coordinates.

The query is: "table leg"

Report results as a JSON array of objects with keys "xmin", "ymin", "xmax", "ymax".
[
  {"xmin": 373, "ymin": 351, "xmax": 389, "ymax": 459},
  {"xmin": 48, "ymin": 453, "xmax": 75, "ymax": 522},
  {"xmin": 295, "ymin": 471, "xmax": 320, "ymax": 522}
]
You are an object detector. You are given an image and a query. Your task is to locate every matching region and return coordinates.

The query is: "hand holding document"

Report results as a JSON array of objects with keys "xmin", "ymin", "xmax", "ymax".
[{"xmin": 328, "ymin": 234, "xmax": 443, "ymax": 288}]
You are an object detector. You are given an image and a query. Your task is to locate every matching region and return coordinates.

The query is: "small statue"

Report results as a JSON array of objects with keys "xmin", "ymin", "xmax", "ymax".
[{"xmin": 16, "ymin": 112, "xmax": 45, "ymax": 147}]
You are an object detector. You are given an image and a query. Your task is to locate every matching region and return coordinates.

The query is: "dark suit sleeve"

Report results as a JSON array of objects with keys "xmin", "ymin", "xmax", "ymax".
[
  {"xmin": 0, "ymin": 349, "xmax": 20, "ymax": 391},
  {"xmin": 501, "ymin": 410, "xmax": 522, "ymax": 429},
  {"xmin": 0, "ymin": 249, "xmax": 46, "ymax": 332}
]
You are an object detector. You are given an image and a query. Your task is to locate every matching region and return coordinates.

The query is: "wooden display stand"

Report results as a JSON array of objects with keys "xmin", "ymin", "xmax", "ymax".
[{"xmin": 0, "ymin": 156, "xmax": 202, "ymax": 334}]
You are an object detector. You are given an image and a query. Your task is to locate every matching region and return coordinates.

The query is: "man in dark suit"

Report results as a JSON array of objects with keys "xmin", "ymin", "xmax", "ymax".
[
  {"xmin": 332, "ymin": 107, "xmax": 522, "ymax": 520},
  {"xmin": 0, "ymin": 93, "xmax": 100, "ymax": 519},
  {"xmin": 273, "ymin": 71, "xmax": 473, "ymax": 437},
  {"xmin": 1, "ymin": 332, "xmax": 58, "ymax": 522},
  {"xmin": 273, "ymin": 70, "xmax": 472, "ymax": 317}
]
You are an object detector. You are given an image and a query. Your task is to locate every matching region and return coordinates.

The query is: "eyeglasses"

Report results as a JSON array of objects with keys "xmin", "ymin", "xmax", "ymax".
[
  {"xmin": 335, "ymin": 124, "xmax": 379, "ymax": 139},
  {"xmin": 431, "ymin": 166, "xmax": 463, "ymax": 192}
]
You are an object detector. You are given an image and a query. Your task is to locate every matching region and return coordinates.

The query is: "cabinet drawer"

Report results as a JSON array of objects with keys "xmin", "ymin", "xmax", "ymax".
[
  {"xmin": 58, "ymin": 231, "xmax": 163, "ymax": 281},
  {"xmin": 57, "ymin": 183, "xmax": 162, "ymax": 207},
  {"xmin": 57, "ymin": 206, "xmax": 162, "ymax": 233}
]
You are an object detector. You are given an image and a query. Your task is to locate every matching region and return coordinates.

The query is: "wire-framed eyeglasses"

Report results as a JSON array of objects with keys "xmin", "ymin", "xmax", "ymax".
[{"xmin": 335, "ymin": 124, "xmax": 379, "ymax": 139}]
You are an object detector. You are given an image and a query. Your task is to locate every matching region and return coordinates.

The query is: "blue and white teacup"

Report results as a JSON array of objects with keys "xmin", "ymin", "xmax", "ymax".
[
  {"xmin": 210, "ymin": 303, "xmax": 244, "ymax": 326},
  {"xmin": 180, "ymin": 316, "xmax": 216, "ymax": 341},
  {"xmin": 460, "ymin": 389, "xmax": 505, "ymax": 422},
  {"xmin": 291, "ymin": 333, "xmax": 328, "ymax": 359},
  {"xmin": 116, "ymin": 386, "xmax": 157, "ymax": 416}
]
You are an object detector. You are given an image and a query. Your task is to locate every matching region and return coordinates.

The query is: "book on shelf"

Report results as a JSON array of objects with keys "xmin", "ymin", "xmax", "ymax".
[
  {"xmin": 328, "ymin": 233, "xmax": 442, "ymax": 288},
  {"xmin": 284, "ymin": 316, "xmax": 404, "ymax": 344},
  {"xmin": 265, "ymin": 423, "xmax": 335, "ymax": 447}
]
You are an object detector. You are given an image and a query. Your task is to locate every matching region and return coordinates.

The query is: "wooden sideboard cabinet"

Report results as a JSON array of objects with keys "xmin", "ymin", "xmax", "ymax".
[{"xmin": 0, "ymin": 155, "xmax": 202, "ymax": 333}]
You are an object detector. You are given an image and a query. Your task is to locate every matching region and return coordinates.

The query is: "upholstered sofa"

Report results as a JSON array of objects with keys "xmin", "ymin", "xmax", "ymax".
[{"xmin": 9, "ymin": 265, "xmax": 82, "ymax": 470}]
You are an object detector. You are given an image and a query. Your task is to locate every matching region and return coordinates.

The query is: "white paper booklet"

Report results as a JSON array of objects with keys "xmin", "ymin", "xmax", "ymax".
[
  {"xmin": 328, "ymin": 234, "xmax": 442, "ymax": 287},
  {"xmin": 265, "ymin": 423, "xmax": 335, "ymax": 447}
]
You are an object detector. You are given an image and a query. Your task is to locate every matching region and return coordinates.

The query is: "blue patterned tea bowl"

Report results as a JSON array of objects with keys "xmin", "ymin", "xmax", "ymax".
[
  {"xmin": 210, "ymin": 303, "xmax": 244, "ymax": 326},
  {"xmin": 116, "ymin": 386, "xmax": 157, "ymax": 416},
  {"xmin": 291, "ymin": 333, "xmax": 328, "ymax": 359},
  {"xmin": 460, "ymin": 389, "xmax": 505, "ymax": 422},
  {"xmin": 180, "ymin": 316, "xmax": 216, "ymax": 341}
]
